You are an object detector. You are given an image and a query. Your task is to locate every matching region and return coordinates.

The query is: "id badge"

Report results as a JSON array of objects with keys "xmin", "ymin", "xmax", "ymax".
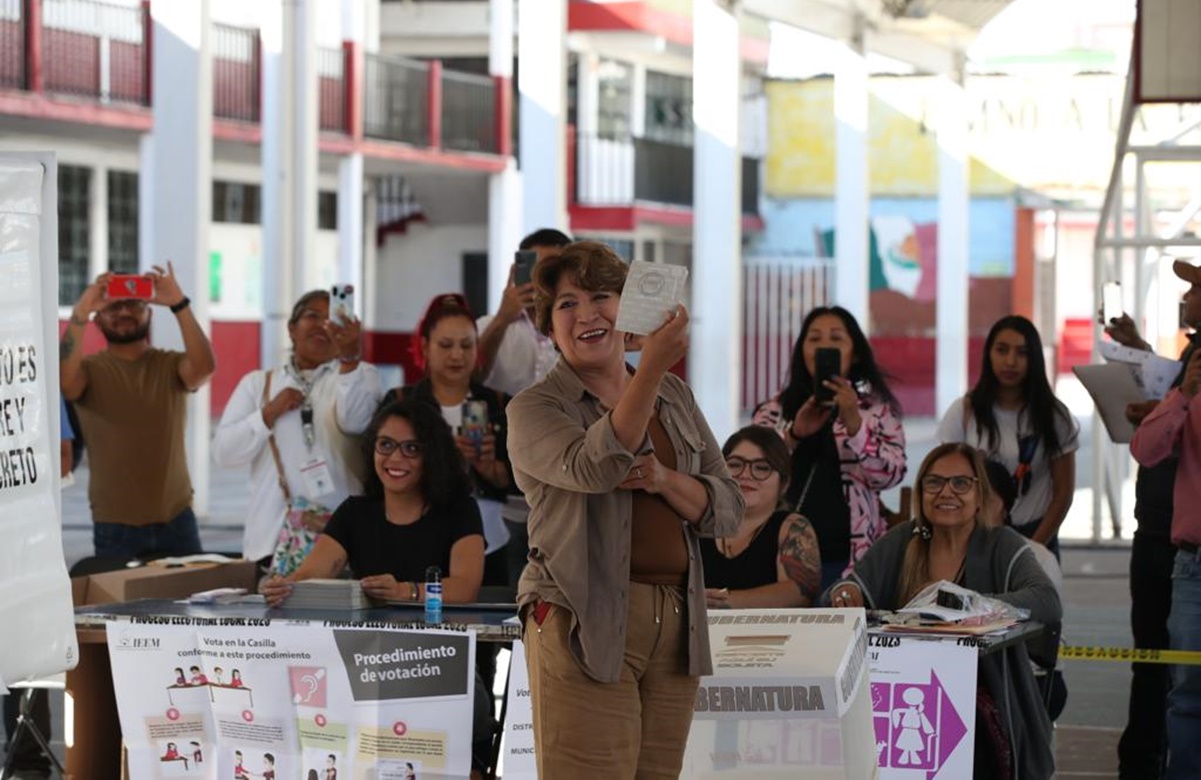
[{"xmin": 299, "ymin": 456, "xmax": 335, "ymax": 498}]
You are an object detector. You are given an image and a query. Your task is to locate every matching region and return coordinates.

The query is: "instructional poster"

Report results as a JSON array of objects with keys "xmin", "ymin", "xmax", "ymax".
[
  {"xmin": 0, "ymin": 153, "xmax": 78, "ymax": 689},
  {"xmin": 107, "ymin": 620, "xmax": 477, "ymax": 779}
]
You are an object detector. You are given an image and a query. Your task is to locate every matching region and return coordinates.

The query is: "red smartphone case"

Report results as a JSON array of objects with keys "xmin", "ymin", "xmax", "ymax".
[{"xmin": 107, "ymin": 275, "xmax": 153, "ymax": 300}]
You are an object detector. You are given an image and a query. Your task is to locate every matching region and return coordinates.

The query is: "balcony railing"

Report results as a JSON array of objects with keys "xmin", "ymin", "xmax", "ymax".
[
  {"xmin": 364, "ymin": 52, "xmax": 429, "ymax": 146},
  {"xmin": 318, "ymin": 45, "xmax": 345, "ymax": 132},
  {"xmin": 575, "ymin": 132, "xmax": 761, "ymax": 216},
  {"xmin": 212, "ymin": 22, "xmax": 259, "ymax": 122},
  {"xmin": 2, "ymin": 6, "xmax": 507, "ymax": 159}
]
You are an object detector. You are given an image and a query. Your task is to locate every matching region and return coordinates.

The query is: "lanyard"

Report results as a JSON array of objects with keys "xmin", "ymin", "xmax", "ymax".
[{"xmin": 283, "ymin": 357, "xmax": 332, "ymax": 450}]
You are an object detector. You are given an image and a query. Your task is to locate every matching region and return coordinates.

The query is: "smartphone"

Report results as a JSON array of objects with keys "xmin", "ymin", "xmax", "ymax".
[
  {"xmin": 1102, "ymin": 281, "xmax": 1122, "ymax": 324},
  {"xmin": 330, "ymin": 284, "xmax": 355, "ymax": 326},
  {"xmin": 514, "ymin": 250, "xmax": 538, "ymax": 286},
  {"xmin": 106, "ymin": 274, "xmax": 154, "ymax": 300},
  {"xmin": 461, "ymin": 400, "xmax": 489, "ymax": 445},
  {"xmin": 813, "ymin": 347, "xmax": 842, "ymax": 404}
]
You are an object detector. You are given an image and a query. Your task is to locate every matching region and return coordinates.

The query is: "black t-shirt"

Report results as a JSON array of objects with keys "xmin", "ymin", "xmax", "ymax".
[
  {"xmin": 323, "ymin": 494, "xmax": 484, "ymax": 582},
  {"xmin": 700, "ymin": 510, "xmax": 790, "ymax": 591}
]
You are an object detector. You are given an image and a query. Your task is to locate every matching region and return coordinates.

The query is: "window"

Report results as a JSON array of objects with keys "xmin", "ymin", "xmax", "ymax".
[
  {"xmin": 58, "ymin": 165, "xmax": 91, "ymax": 305},
  {"xmin": 318, "ymin": 191, "xmax": 337, "ymax": 231},
  {"xmin": 108, "ymin": 170, "xmax": 139, "ymax": 274},
  {"xmin": 212, "ymin": 181, "xmax": 261, "ymax": 224},
  {"xmin": 596, "ymin": 59, "xmax": 632, "ymax": 140},
  {"xmin": 644, "ymin": 71, "xmax": 692, "ymax": 146}
]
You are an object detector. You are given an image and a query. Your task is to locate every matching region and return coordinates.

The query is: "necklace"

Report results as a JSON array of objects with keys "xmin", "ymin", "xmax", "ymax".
[{"xmin": 720, "ymin": 517, "xmax": 771, "ymax": 559}]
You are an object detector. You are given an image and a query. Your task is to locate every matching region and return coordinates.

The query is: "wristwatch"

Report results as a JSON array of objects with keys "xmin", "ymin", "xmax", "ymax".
[
  {"xmin": 169, "ymin": 296, "xmax": 191, "ymax": 314},
  {"xmin": 408, "ymin": 581, "xmax": 419, "ymax": 602}
]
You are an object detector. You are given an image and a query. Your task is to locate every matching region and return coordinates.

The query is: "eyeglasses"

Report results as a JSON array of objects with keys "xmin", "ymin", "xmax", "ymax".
[
  {"xmin": 725, "ymin": 457, "xmax": 776, "ymax": 481},
  {"xmin": 920, "ymin": 475, "xmax": 978, "ymax": 495},
  {"xmin": 375, "ymin": 437, "xmax": 424, "ymax": 459}
]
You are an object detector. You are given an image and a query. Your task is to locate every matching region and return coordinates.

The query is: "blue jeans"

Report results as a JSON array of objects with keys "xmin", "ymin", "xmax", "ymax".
[
  {"xmin": 1166, "ymin": 548, "xmax": 1201, "ymax": 779},
  {"xmin": 92, "ymin": 507, "xmax": 203, "ymax": 560}
]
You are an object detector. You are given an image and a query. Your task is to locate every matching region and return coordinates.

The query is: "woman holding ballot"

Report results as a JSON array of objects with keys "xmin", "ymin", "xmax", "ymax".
[
  {"xmin": 260, "ymin": 398, "xmax": 491, "ymax": 778},
  {"xmin": 506, "ymin": 241, "xmax": 742, "ymax": 778},
  {"xmin": 830, "ymin": 443, "xmax": 1061, "ymax": 780},
  {"xmin": 937, "ymin": 315, "xmax": 1079, "ymax": 558},
  {"xmin": 701, "ymin": 426, "xmax": 821, "ymax": 609}
]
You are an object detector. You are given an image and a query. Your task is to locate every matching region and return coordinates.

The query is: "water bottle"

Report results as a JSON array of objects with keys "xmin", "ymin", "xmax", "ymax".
[{"xmin": 424, "ymin": 566, "xmax": 443, "ymax": 625}]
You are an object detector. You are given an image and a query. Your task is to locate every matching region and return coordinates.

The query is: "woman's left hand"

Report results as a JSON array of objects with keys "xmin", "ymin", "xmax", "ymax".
[
  {"xmin": 618, "ymin": 453, "xmax": 667, "ymax": 494},
  {"xmin": 360, "ymin": 574, "xmax": 404, "ymax": 601},
  {"xmin": 705, "ymin": 588, "xmax": 731, "ymax": 609},
  {"xmin": 822, "ymin": 376, "xmax": 862, "ymax": 437}
]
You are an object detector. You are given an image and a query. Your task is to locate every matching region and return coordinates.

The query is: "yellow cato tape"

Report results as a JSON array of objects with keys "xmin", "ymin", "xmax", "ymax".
[{"xmin": 1060, "ymin": 646, "xmax": 1201, "ymax": 665}]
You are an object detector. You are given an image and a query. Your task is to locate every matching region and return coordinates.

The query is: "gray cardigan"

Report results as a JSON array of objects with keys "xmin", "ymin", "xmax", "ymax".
[{"xmin": 832, "ymin": 522, "xmax": 1062, "ymax": 780}]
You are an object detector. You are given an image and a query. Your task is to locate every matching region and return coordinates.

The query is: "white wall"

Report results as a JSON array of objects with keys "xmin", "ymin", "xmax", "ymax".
[
  {"xmin": 373, "ymin": 222, "xmax": 488, "ymax": 331},
  {"xmin": 208, "ymin": 223, "xmax": 340, "ymax": 320}
]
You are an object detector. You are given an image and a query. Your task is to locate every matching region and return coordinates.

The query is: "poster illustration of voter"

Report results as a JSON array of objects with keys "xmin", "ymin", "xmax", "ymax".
[
  {"xmin": 868, "ymin": 637, "xmax": 976, "ymax": 778},
  {"xmin": 108, "ymin": 621, "xmax": 477, "ymax": 779}
]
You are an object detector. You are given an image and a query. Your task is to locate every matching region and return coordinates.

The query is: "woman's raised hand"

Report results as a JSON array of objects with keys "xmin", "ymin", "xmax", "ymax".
[{"xmin": 638, "ymin": 305, "xmax": 689, "ymax": 378}]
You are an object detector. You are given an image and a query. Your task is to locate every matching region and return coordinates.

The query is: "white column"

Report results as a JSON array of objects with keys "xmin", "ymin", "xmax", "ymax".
[
  {"xmin": 630, "ymin": 63, "xmax": 647, "ymax": 137},
  {"xmin": 691, "ymin": 0, "xmax": 742, "ymax": 438},
  {"xmin": 834, "ymin": 22, "xmax": 869, "ymax": 327},
  {"xmin": 518, "ymin": 0, "xmax": 566, "ymax": 235},
  {"xmin": 149, "ymin": 0, "xmax": 213, "ymax": 517},
  {"xmin": 88, "ymin": 162, "xmax": 107, "ymax": 278},
  {"xmin": 138, "ymin": 134, "xmax": 154, "ymax": 274},
  {"xmin": 488, "ymin": 0, "xmax": 522, "ymax": 312},
  {"xmin": 935, "ymin": 67, "xmax": 970, "ymax": 418},
  {"xmin": 337, "ymin": 0, "xmax": 366, "ymax": 312},
  {"xmin": 261, "ymin": 0, "xmax": 320, "ymax": 369}
]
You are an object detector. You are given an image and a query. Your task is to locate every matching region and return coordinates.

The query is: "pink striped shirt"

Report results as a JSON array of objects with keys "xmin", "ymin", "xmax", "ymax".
[{"xmin": 1130, "ymin": 388, "xmax": 1201, "ymax": 547}]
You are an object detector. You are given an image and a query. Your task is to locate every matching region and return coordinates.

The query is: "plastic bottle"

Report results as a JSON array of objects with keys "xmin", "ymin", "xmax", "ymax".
[{"xmin": 424, "ymin": 566, "xmax": 443, "ymax": 625}]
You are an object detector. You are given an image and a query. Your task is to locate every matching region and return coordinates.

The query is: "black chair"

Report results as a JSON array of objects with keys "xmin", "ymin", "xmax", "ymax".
[{"xmin": 1, "ymin": 679, "xmax": 66, "ymax": 779}]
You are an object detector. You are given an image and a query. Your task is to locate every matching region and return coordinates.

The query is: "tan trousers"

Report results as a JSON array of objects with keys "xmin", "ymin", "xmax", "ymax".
[{"xmin": 524, "ymin": 582, "xmax": 699, "ymax": 779}]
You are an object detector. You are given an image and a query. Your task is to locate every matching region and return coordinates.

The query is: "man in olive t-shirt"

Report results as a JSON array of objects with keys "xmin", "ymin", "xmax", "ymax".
[{"xmin": 60, "ymin": 263, "xmax": 216, "ymax": 559}]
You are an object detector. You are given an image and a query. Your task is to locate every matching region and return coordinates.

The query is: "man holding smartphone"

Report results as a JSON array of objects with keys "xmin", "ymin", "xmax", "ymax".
[
  {"xmin": 1122, "ymin": 258, "xmax": 1201, "ymax": 779},
  {"xmin": 59, "ymin": 262, "xmax": 216, "ymax": 559},
  {"xmin": 475, "ymin": 228, "xmax": 571, "ymax": 396}
]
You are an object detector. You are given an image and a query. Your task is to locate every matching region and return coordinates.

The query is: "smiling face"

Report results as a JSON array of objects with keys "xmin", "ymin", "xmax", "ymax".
[
  {"xmin": 548, "ymin": 275, "xmax": 624, "ymax": 373},
  {"xmin": 288, "ymin": 296, "xmax": 336, "ymax": 368},
  {"xmin": 373, "ymin": 416, "xmax": 424, "ymax": 497},
  {"xmin": 801, "ymin": 313, "xmax": 854, "ymax": 379},
  {"xmin": 423, "ymin": 314, "xmax": 477, "ymax": 388},
  {"xmin": 989, "ymin": 328, "xmax": 1029, "ymax": 390},
  {"xmin": 920, "ymin": 452, "xmax": 981, "ymax": 532},
  {"xmin": 725, "ymin": 440, "xmax": 783, "ymax": 515}
]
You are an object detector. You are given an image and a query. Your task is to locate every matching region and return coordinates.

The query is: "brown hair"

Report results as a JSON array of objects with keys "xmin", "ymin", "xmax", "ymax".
[
  {"xmin": 532, "ymin": 241, "xmax": 627, "ymax": 335},
  {"xmin": 897, "ymin": 442, "xmax": 995, "ymax": 604},
  {"xmin": 415, "ymin": 293, "xmax": 476, "ymax": 373},
  {"xmin": 288, "ymin": 290, "xmax": 330, "ymax": 325}
]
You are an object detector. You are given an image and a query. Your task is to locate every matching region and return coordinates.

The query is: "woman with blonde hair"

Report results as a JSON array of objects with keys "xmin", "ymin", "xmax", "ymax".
[{"xmin": 830, "ymin": 442, "xmax": 1060, "ymax": 779}]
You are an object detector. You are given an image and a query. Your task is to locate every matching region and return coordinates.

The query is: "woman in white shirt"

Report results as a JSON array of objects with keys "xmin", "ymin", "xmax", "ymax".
[
  {"xmin": 937, "ymin": 315, "xmax": 1078, "ymax": 557},
  {"xmin": 213, "ymin": 290, "xmax": 382, "ymax": 571}
]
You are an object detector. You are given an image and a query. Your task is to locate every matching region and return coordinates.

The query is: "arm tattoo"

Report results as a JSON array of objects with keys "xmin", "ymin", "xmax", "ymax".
[
  {"xmin": 60, "ymin": 331, "xmax": 77, "ymax": 361},
  {"xmin": 779, "ymin": 514, "xmax": 822, "ymax": 605}
]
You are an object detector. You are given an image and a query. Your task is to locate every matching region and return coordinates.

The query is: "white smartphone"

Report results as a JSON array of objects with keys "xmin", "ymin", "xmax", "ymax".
[
  {"xmin": 330, "ymin": 284, "xmax": 355, "ymax": 326},
  {"xmin": 1102, "ymin": 281, "xmax": 1122, "ymax": 324}
]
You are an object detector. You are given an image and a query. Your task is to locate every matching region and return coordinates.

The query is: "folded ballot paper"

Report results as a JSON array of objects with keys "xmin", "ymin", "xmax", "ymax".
[
  {"xmin": 1075, "ymin": 341, "xmax": 1184, "ymax": 444},
  {"xmin": 615, "ymin": 261, "xmax": 689, "ymax": 336},
  {"xmin": 1099, "ymin": 341, "xmax": 1182, "ymax": 400}
]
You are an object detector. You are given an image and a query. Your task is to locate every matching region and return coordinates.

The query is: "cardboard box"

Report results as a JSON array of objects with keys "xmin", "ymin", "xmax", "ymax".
[{"xmin": 71, "ymin": 561, "xmax": 257, "ymax": 607}]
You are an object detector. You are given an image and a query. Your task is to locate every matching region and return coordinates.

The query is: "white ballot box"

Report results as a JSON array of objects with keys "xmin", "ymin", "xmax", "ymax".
[{"xmin": 682, "ymin": 609, "xmax": 876, "ymax": 779}]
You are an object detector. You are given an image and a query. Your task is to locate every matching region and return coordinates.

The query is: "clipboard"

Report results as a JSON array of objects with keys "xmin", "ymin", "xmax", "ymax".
[{"xmin": 1072, "ymin": 363, "xmax": 1143, "ymax": 443}]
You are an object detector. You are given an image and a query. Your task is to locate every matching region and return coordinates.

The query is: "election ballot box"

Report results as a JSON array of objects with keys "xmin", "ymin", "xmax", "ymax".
[{"xmin": 681, "ymin": 608, "xmax": 876, "ymax": 779}]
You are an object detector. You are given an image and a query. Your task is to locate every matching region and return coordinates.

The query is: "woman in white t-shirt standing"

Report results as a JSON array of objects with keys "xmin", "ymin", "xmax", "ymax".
[{"xmin": 937, "ymin": 315, "xmax": 1079, "ymax": 557}]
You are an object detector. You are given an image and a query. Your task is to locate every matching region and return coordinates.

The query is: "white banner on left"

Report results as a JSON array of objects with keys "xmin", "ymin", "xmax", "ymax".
[{"xmin": 0, "ymin": 154, "xmax": 78, "ymax": 690}]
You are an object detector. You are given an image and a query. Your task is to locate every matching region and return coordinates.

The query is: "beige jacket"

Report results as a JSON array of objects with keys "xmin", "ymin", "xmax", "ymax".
[{"xmin": 507, "ymin": 360, "xmax": 743, "ymax": 683}]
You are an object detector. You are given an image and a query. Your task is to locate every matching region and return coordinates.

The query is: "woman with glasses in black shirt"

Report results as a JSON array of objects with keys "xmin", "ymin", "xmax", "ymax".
[{"xmin": 701, "ymin": 426, "xmax": 821, "ymax": 609}]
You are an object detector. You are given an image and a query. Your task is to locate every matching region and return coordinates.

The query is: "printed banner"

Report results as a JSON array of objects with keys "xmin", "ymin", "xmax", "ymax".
[
  {"xmin": 0, "ymin": 154, "xmax": 78, "ymax": 690},
  {"xmin": 499, "ymin": 639, "xmax": 536, "ymax": 779},
  {"xmin": 867, "ymin": 634, "xmax": 977, "ymax": 778},
  {"xmin": 107, "ymin": 620, "xmax": 476, "ymax": 779}
]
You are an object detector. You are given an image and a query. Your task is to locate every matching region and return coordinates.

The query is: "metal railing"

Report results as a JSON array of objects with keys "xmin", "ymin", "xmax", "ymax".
[
  {"xmin": 0, "ymin": 0, "xmax": 24, "ymax": 90},
  {"xmin": 363, "ymin": 52, "xmax": 429, "ymax": 146},
  {"xmin": 212, "ymin": 21, "xmax": 259, "ymax": 122},
  {"xmin": 576, "ymin": 132, "xmax": 760, "ymax": 214},
  {"xmin": 317, "ymin": 45, "xmax": 345, "ymax": 132},
  {"xmin": 742, "ymin": 256, "xmax": 836, "ymax": 411},
  {"xmin": 42, "ymin": 0, "xmax": 147, "ymax": 104},
  {"xmin": 441, "ymin": 68, "xmax": 496, "ymax": 153}
]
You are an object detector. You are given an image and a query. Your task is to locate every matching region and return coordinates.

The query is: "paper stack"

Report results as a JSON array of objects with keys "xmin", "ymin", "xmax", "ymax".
[{"xmin": 286, "ymin": 579, "xmax": 374, "ymax": 610}]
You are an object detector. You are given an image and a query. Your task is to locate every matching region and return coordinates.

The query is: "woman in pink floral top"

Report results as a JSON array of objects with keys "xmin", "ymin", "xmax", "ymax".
[{"xmin": 755, "ymin": 306, "xmax": 907, "ymax": 588}]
